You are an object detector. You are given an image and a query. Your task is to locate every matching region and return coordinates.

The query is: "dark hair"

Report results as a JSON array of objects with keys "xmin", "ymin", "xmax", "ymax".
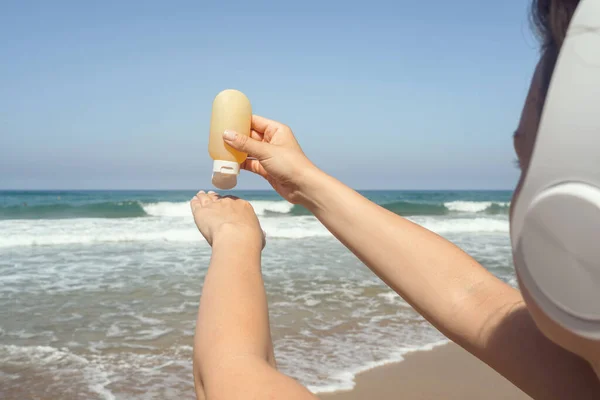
[{"xmin": 530, "ymin": 0, "xmax": 580, "ymax": 99}]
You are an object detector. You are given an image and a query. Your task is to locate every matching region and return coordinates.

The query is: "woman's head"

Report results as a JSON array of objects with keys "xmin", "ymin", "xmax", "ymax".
[
  {"xmin": 513, "ymin": 0, "xmax": 581, "ymax": 174},
  {"xmin": 531, "ymin": 0, "xmax": 580, "ymax": 96},
  {"xmin": 513, "ymin": 0, "xmax": 600, "ymax": 369}
]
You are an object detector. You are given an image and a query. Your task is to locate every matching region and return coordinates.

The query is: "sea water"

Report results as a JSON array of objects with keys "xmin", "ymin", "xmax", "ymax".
[{"xmin": 0, "ymin": 190, "xmax": 515, "ymax": 398}]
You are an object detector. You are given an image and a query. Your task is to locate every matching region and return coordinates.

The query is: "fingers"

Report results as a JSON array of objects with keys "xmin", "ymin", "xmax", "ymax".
[
  {"xmin": 252, "ymin": 115, "xmax": 284, "ymax": 142},
  {"xmin": 223, "ymin": 130, "xmax": 272, "ymax": 160},
  {"xmin": 207, "ymin": 191, "xmax": 219, "ymax": 201},
  {"xmin": 250, "ymin": 130, "xmax": 264, "ymax": 141},
  {"xmin": 191, "ymin": 190, "xmax": 217, "ymax": 209},
  {"xmin": 251, "ymin": 115, "xmax": 281, "ymax": 134},
  {"xmin": 197, "ymin": 191, "xmax": 212, "ymax": 206},
  {"xmin": 191, "ymin": 190, "xmax": 239, "ymax": 207},
  {"xmin": 191, "ymin": 191, "xmax": 202, "ymax": 205},
  {"xmin": 240, "ymin": 159, "xmax": 268, "ymax": 179}
]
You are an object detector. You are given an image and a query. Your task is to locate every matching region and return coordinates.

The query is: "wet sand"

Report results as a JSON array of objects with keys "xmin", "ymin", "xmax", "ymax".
[{"xmin": 319, "ymin": 342, "xmax": 531, "ymax": 400}]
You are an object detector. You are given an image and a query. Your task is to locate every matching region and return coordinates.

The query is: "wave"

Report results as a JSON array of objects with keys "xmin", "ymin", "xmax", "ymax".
[
  {"xmin": 384, "ymin": 201, "xmax": 448, "ymax": 216},
  {"xmin": 0, "ymin": 200, "xmax": 297, "ymax": 220},
  {"xmin": 287, "ymin": 201, "xmax": 510, "ymax": 217},
  {"xmin": 444, "ymin": 201, "xmax": 510, "ymax": 214},
  {"xmin": 0, "ymin": 199, "xmax": 510, "ymax": 221},
  {"xmin": 141, "ymin": 202, "xmax": 189, "ymax": 217},
  {"xmin": 140, "ymin": 200, "xmax": 510, "ymax": 218},
  {"xmin": 251, "ymin": 201, "xmax": 295, "ymax": 215},
  {"xmin": 412, "ymin": 216, "xmax": 509, "ymax": 234},
  {"xmin": 0, "ymin": 215, "xmax": 508, "ymax": 248},
  {"xmin": 0, "ymin": 228, "xmax": 200, "ymax": 248},
  {"xmin": 141, "ymin": 201, "xmax": 295, "ymax": 217},
  {"xmin": 0, "ymin": 215, "xmax": 331, "ymax": 248},
  {"xmin": 0, "ymin": 202, "xmax": 147, "ymax": 220}
]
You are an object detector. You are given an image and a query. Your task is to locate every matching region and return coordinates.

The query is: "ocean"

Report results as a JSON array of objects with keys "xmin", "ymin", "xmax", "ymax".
[{"xmin": 0, "ymin": 190, "xmax": 516, "ymax": 399}]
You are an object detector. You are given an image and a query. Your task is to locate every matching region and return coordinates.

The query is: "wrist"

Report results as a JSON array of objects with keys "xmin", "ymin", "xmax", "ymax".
[
  {"xmin": 295, "ymin": 166, "xmax": 333, "ymax": 210},
  {"xmin": 212, "ymin": 224, "xmax": 264, "ymax": 251}
]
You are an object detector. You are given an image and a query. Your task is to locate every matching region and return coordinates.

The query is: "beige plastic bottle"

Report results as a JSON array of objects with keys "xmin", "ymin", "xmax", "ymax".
[{"xmin": 209, "ymin": 89, "xmax": 252, "ymax": 189}]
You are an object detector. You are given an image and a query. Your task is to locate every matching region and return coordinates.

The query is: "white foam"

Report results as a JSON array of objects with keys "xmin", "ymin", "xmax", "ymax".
[
  {"xmin": 0, "ymin": 370, "xmax": 20, "ymax": 380},
  {"xmin": 5, "ymin": 329, "xmax": 38, "ymax": 339},
  {"xmin": 141, "ymin": 200, "xmax": 293, "ymax": 218},
  {"xmin": 2, "ymin": 196, "xmax": 513, "ymax": 250},
  {"xmin": 444, "ymin": 201, "xmax": 510, "ymax": 213},
  {"xmin": 127, "ymin": 327, "xmax": 173, "ymax": 341},
  {"xmin": 0, "ymin": 215, "xmax": 332, "ymax": 248},
  {"xmin": 106, "ymin": 324, "xmax": 126, "ymax": 338},
  {"xmin": 377, "ymin": 291, "xmax": 410, "ymax": 307},
  {"xmin": 304, "ymin": 299, "xmax": 321, "ymax": 307},
  {"xmin": 135, "ymin": 315, "xmax": 164, "ymax": 325},
  {"xmin": 261, "ymin": 216, "xmax": 331, "ymax": 239},
  {"xmin": 411, "ymin": 217, "xmax": 509, "ymax": 234},
  {"xmin": 0, "ymin": 226, "xmax": 202, "ymax": 247},
  {"xmin": 307, "ymin": 339, "xmax": 450, "ymax": 394},
  {"xmin": 250, "ymin": 200, "xmax": 294, "ymax": 215},
  {"xmin": 0, "ymin": 344, "xmax": 115, "ymax": 400},
  {"xmin": 152, "ymin": 301, "xmax": 196, "ymax": 314},
  {"xmin": 142, "ymin": 202, "xmax": 191, "ymax": 217}
]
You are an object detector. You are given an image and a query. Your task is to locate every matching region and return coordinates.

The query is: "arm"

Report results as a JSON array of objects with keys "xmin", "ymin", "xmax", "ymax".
[
  {"xmin": 224, "ymin": 116, "xmax": 600, "ymax": 399},
  {"xmin": 300, "ymin": 170, "xmax": 600, "ymax": 399},
  {"xmin": 191, "ymin": 192, "xmax": 316, "ymax": 400}
]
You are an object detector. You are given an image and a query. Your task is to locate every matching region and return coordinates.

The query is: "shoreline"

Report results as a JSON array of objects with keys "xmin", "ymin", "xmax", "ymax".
[
  {"xmin": 308, "ymin": 339, "xmax": 450, "ymax": 395},
  {"xmin": 318, "ymin": 342, "xmax": 531, "ymax": 400}
]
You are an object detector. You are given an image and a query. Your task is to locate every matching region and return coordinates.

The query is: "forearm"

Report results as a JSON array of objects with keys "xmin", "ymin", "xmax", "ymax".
[
  {"xmin": 194, "ymin": 230, "xmax": 273, "ymax": 386},
  {"xmin": 299, "ymin": 170, "xmax": 520, "ymax": 349},
  {"xmin": 297, "ymin": 171, "xmax": 600, "ymax": 399}
]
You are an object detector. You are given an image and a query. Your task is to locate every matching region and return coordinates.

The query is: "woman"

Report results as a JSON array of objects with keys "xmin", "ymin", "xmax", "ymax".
[{"xmin": 190, "ymin": 1, "xmax": 600, "ymax": 399}]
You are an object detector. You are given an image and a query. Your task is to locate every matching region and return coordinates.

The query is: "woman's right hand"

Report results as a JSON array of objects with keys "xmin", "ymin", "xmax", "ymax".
[{"xmin": 223, "ymin": 115, "xmax": 321, "ymax": 204}]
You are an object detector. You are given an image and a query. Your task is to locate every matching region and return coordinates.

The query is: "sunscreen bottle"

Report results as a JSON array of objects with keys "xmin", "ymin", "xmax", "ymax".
[{"xmin": 209, "ymin": 89, "xmax": 252, "ymax": 189}]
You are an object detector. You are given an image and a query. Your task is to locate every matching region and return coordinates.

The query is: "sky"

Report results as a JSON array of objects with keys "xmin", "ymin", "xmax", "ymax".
[{"xmin": 0, "ymin": 1, "xmax": 541, "ymax": 190}]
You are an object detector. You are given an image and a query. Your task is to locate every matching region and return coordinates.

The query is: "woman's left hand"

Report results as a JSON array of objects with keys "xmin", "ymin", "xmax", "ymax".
[{"xmin": 190, "ymin": 191, "xmax": 265, "ymax": 248}]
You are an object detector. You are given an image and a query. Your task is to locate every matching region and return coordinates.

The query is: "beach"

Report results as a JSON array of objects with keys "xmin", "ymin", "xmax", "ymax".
[
  {"xmin": 320, "ymin": 342, "xmax": 530, "ymax": 400},
  {"xmin": 0, "ymin": 190, "xmax": 517, "ymax": 398}
]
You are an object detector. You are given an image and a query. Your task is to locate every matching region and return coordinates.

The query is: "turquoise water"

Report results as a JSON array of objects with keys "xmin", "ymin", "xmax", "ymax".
[
  {"xmin": 0, "ymin": 190, "xmax": 516, "ymax": 398},
  {"xmin": 0, "ymin": 190, "xmax": 512, "ymax": 219}
]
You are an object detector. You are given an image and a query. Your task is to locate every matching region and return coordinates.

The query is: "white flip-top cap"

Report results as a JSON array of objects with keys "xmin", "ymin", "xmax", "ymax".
[{"xmin": 212, "ymin": 160, "xmax": 240, "ymax": 190}]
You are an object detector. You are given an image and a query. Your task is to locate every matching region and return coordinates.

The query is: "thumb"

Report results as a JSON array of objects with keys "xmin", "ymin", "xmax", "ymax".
[{"xmin": 223, "ymin": 130, "xmax": 271, "ymax": 159}]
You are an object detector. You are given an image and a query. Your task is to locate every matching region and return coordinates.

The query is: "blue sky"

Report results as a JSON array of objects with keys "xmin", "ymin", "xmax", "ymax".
[{"xmin": 0, "ymin": 1, "xmax": 540, "ymax": 190}]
